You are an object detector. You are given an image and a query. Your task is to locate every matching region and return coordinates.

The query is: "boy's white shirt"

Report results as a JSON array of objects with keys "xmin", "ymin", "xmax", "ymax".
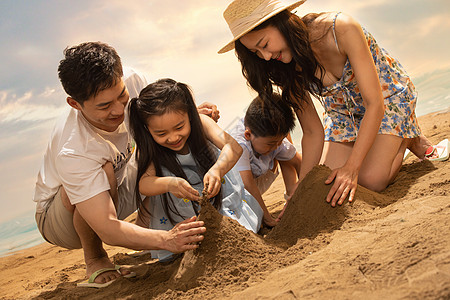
[
  {"xmin": 33, "ymin": 68, "xmax": 148, "ymax": 212},
  {"xmin": 228, "ymin": 118, "xmax": 296, "ymax": 178}
]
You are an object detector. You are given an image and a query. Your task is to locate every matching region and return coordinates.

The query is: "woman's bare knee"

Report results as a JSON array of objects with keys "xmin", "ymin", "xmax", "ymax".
[{"xmin": 358, "ymin": 172, "xmax": 389, "ymax": 192}]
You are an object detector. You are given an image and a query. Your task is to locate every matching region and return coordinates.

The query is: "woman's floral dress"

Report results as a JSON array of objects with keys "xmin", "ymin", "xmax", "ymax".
[{"xmin": 320, "ymin": 12, "xmax": 421, "ymax": 142}]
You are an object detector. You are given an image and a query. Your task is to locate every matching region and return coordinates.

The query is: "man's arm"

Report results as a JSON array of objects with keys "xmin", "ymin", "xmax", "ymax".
[{"xmin": 75, "ymin": 191, "xmax": 205, "ymax": 253}]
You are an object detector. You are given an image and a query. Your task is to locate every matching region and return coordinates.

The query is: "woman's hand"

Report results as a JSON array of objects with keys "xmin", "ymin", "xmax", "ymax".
[
  {"xmin": 325, "ymin": 165, "xmax": 358, "ymax": 207},
  {"xmin": 203, "ymin": 168, "xmax": 222, "ymax": 198},
  {"xmin": 168, "ymin": 177, "xmax": 200, "ymax": 201}
]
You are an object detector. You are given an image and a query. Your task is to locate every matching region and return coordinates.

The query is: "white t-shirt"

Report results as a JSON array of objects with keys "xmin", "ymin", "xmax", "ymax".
[
  {"xmin": 228, "ymin": 118, "xmax": 296, "ymax": 178},
  {"xmin": 33, "ymin": 68, "xmax": 148, "ymax": 212}
]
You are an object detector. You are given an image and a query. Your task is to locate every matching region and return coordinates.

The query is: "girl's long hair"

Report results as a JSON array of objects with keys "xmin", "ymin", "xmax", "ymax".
[
  {"xmin": 128, "ymin": 78, "xmax": 221, "ymax": 225},
  {"xmin": 235, "ymin": 10, "xmax": 325, "ymax": 111}
]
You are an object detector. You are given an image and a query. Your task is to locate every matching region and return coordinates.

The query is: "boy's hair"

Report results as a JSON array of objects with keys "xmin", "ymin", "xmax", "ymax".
[
  {"xmin": 57, "ymin": 41, "xmax": 123, "ymax": 105},
  {"xmin": 128, "ymin": 78, "xmax": 222, "ymax": 224},
  {"xmin": 244, "ymin": 93, "xmax": 295, "ymax": 137}
]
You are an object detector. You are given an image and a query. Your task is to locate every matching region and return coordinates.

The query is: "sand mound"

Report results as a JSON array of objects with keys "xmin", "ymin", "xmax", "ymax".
[
  {"xmin": 3, "ymin": 110, "xmax": 449, "ymax": 300},
  {"xmin": 171, "ymin": 194, "xmax": 282, "ymax": 293},
  {"xmin": 267, "ymin": 165, "xmax": 389, "ymax": 246},
  {"xmin": 267, "ymin": 165, "xmax": 348, "ymax": 245},
  {"xmin": 24, "ymin": 165, "xmax": 400, "ymax": 299}
]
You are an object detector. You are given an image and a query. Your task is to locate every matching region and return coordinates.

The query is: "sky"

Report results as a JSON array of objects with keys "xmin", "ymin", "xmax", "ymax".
[{"xmin": 0, "ymin": 0, "xmax": 449, "ymax": 222}]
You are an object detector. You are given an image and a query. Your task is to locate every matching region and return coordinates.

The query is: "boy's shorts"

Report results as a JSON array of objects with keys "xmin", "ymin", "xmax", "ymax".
[
  {"xmin": 254, "ymin": 168, "xmax": 279, "ymax": 195},
  {"xmin": 35, "ymin": 164, "xmax": 139, "ymax": 250}
]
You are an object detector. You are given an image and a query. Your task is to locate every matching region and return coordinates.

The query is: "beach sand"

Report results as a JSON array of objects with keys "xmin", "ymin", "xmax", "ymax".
[{"xmin": 1, "ymin": 109, "xmax": 449, "ymax": 300}]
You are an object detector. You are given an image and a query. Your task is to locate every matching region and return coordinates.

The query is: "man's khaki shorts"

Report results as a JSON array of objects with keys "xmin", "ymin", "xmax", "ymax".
[
  {"xmin": 35, "ymin": 162, "xmax": 139, "ymax": 249},
  {"xmin": 35, "ymin": 188, "xmax": 81, "ymax": 249}
]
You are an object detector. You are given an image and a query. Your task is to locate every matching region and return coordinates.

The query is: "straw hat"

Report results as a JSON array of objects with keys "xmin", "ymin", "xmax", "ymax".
[{"xmin": 218, "ymin": 0, "xmax": 306, "ymax": 54}]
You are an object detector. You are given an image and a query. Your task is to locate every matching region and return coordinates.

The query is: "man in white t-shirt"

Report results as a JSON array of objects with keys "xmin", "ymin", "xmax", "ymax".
[
  {"xmin": 229, "ymin": 93, "xmax": 302, "ymax": 228},
  {"xmin": 33, "ymin": 42, "xmax": 218, "ymax": 287}
]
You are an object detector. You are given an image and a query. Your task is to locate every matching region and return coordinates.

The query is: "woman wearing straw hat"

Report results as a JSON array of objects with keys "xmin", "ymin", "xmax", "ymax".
[{"xmin": 219, "ymin": 0, "xmax": 448, "ymax": 207}]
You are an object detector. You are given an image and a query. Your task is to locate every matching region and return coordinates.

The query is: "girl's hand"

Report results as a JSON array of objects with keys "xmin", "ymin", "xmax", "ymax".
[
  {"xmin": 203, "ymin": 168, "xmax": 222, "ymax": 198},
  {"xmin": 325, "ymin": 165, "xmax": 358, "ymax": 207},
  {"xmin": 168, "ymin": 177, "xmax": 200, "ymax": 201}
]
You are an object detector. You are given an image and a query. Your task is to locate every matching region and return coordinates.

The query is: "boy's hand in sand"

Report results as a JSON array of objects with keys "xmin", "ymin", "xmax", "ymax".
[
  {"xmin": 169, "ymin": 177, "xmax": 200, "ymax": 201},
  {"xmin": 163, "ymin": 216, "xmax": 206, "ymax": 253},
  {"xmin": 275, "ymin": 198, "xmax": 290, "ymax": 222},
  {"xmin": 325, "ymin": 166, "xmax": 358, "ymax": 207},
  {"xmin": 264, "ymin": 213, "xmax": 279, "ymax": 228}
]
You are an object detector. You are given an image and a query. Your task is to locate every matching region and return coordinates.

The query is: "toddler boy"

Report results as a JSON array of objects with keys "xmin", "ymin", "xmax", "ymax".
[{"xmin": 229, "ymin": 93, "xmax": 301, "ymax": 227}]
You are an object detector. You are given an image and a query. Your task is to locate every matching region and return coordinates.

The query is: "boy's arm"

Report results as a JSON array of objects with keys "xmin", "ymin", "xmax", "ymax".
[
  {"xmin": 278, "ymin": 160, "xmax": 298, "ymax": 198},
  {"xmin": 278, "ymin": 151, "xmax": 302, "ymax": 197},
  {"xmin": 239, "ymin": 170, "xmax": 278, "ymax": 227}
]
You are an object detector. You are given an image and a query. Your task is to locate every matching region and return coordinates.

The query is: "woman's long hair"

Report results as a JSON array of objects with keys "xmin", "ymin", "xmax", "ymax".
[
  {"xmin": 235, "ymin": 10, "xmax": 325, "ymax": 111},
  {"xmin": 128, "ymin": 78, "xmax": 221, "ymax": 225}
]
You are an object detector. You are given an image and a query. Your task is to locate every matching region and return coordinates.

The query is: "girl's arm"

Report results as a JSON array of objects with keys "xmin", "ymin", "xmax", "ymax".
[
  {"xmin": 200, "ymin": 114, "xmax": 243, "ymax": 196},
  {"xmin": 296, "ymin": 94, "xmax": 325, "ymax": 181},
  {"xmin": 139, "ymin": 162, "xmax": 200, "ymax": 201},
  {"xmin": 325, "ymin": 14, "xmax": 384, "ymax": 206}
]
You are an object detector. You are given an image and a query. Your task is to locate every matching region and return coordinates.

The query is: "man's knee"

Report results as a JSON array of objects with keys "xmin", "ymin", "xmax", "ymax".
[
  {"xmin": 136, "ymin": 197, "xmax": 151, "ymax": 228},
  {"xmin": 102, "ymin": 162, "xmax": 117, "ymax": 189},
  {"xmin": 103, "ymin": 161, "xmax": 119, "ymax": 207},
  {"xmin": 39, "ymin": 190, "xmax": 82, "ymax": 249},
  {"xmin": 60, "ymin": 186, "xmax": 75, "ymax": 213}
]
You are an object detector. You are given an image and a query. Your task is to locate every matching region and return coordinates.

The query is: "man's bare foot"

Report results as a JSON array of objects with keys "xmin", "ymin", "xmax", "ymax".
[
  {"xmin": 407, "ymin": 135, "xmax": 435, "ymax": 160},
  {"xmin": 85, "ymin": 256, "xmax": 130, "ymax": 284}
]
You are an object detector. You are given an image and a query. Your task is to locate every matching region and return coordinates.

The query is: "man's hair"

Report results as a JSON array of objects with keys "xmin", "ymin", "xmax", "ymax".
[
  {"xmin": 57, "ymin": 41, "xmax": 123, "ymax": 105},
  {"xmin": 244, "ymin": 93, "xmax": 295, "ymax": 137}
]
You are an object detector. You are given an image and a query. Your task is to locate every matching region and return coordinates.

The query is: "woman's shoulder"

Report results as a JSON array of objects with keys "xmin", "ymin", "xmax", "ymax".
[
  {"xmin": 334, "ymin": 13, "xmax": 363, "ymax": 36},
  {"xmin": 310, "ymin": 12, "xmax": 360, "ymax": 31}
]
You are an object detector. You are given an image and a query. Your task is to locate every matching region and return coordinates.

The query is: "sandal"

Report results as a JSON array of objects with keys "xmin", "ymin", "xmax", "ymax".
[
  {"xmin": 424, "ymin": 139, "xmax": 449, "ymax": 162},
  {"xmin": 77, "ymin": 264, "xmax": 136, "ymax": 288}
]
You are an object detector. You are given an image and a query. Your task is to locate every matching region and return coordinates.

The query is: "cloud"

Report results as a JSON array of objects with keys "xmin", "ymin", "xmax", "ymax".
[
  {"xmin": 0, "ymin": 88, "xmax": 65, "ymax": 126},
  {"xmin": 413, "ymin": 68, "xmax": 450, "ymax": 116}
]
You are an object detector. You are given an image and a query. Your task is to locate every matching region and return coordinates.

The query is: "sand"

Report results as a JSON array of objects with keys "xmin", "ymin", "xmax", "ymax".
[{"xmin": 1, "ymin": 109, "xmax": 449, "ymax": 300}]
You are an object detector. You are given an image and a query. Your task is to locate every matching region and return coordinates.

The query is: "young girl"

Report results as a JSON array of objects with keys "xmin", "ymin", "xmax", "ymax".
[
  {"xmin": 128, "ymin": 78, "xmax": 263, "ymax": 261},
  {"xmin": 219, "ymin": 0, "xmax": 448, "ymax": 207}
]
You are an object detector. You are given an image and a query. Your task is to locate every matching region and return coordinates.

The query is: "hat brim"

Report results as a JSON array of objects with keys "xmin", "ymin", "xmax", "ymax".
[{"xmin": 218, "ymin": 0, "xmax": 306, "ymax": 54}]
